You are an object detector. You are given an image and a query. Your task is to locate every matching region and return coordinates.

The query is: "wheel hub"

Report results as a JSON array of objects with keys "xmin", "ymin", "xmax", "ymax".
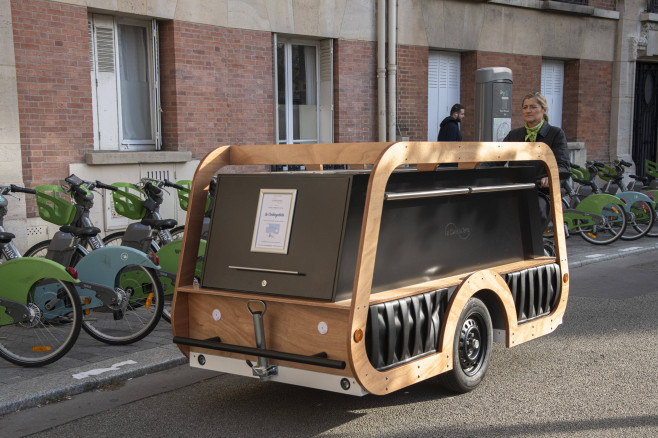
[
  {"xmin": 459, "ymin": 317, "xmax": 484, "ymax": 375},
  {"xmin": 18, "ymin": 303, "xmax": 41, "ymax": 328}
]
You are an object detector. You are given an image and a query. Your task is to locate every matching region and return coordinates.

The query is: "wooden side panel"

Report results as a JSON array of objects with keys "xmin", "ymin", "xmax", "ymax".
[{"xmin": 184, "ymin": 292, "xmax": 351, "ymax": 376}]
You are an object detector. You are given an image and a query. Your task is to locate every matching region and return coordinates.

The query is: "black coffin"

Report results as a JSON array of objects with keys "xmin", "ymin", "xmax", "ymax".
[{"xmin": 201, "ymin": 167, "xmax": 544, "ymax": 301}]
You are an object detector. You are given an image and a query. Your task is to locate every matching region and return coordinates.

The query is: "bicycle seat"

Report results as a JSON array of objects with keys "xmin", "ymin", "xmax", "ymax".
[
  {"xmin": 140, "ymin": 218, "xmax": 177, "ymax": 230},
  {"xmin": 0, "ymin": 231, "xmax": 15, "ymax": 244},
  {"xmin": 60, "ymin": 225, "xmax": 101, "ymax": 238}
]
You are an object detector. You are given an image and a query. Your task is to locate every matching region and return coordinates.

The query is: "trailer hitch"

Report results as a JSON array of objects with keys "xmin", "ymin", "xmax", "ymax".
[{"xmin": 246, "ymin": 300, "xmax": 278, "ymax": 381}]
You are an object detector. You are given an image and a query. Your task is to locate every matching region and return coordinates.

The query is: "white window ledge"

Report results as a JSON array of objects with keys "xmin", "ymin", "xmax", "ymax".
[
  {"xmin": 488, "ymin": 0, "xmax": 619, "ymax": 20},
  {"xmin": 86, "ymin": 151, "xmax": 193, "ymax": 165}
]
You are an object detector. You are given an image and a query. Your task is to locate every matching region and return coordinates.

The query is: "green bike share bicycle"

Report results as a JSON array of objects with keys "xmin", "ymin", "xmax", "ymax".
[
  {"xmin": 0, "ymin": 184, "xmax": 82, "ymax": 366},
  {"xmin": 102, "ymin": 177, "xmax": 208, "ymax": 323},
  {"xmin": 23, "ymin": 175, "xmax": 165, "ymax": 345}
]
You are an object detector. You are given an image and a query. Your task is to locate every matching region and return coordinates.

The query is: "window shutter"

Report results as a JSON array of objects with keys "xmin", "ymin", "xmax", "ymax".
[
  {"xmin": 90, "ymin": 14, "xmax": 119, "ymax": 150},
  {"xmin": 319, "ymin": 39, "xmax": 333, "ymax": 143},
  {"xmin": 541, "ymin": 60, "xmax": 564, "ymax": 128},
  {"xmin": 428, "ymin": 52, "xmax": 460, "ymax": 141}
]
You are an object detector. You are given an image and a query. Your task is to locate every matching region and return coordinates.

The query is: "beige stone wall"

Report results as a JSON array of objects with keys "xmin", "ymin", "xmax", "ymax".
[
  {"xmin": 55, "ymin": 0, "xmax": 377, "ymax": 40},
  {"xmin": 404, "ymin": 0, "xmax": 617, "ymax": 62},
  {"xmin": 49, "ymin": 0, "xmax": 619, "ymax": 61},
  {"xmin": 0, "ymin": 0, "xmax": 29, "ymax": 250}
]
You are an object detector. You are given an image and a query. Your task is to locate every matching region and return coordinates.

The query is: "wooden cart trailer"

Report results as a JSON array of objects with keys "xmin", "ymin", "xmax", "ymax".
[{"xmin": 172, "ymin": 141, "xmax": 568, "ymax": 396}]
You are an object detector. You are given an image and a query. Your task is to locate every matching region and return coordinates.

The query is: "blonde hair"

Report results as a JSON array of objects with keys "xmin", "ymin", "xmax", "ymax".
[{"xmin": 522, "ymin": 92, "xmax": 549, "ymax": 122}]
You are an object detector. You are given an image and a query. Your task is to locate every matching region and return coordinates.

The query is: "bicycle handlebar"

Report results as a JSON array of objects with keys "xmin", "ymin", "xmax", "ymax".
[
  {"xmin": 164, "ymin": 180, "xmax": 186, "ymax": 191},
  {"xmin": 9, "ymin": 184, "xmax": 37, "ymax": 195},
  {"xmin": 140, "ymin": 177, "xmax": 186, "ymax": 191},
  {"xmin": 95, "ymin": 180, "xmax": 118, "ymax": 191}
]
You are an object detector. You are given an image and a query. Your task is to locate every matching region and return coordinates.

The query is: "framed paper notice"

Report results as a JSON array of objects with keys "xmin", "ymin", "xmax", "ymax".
[{"xmin": 251, "ymin": 189, "xmax": 297, "ymax": 254}]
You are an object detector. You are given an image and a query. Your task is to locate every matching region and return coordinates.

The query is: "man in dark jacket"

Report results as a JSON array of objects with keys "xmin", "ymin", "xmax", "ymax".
[{"xmin": 437, "ymin": 104, "xmax": 465, "ymax": 141}]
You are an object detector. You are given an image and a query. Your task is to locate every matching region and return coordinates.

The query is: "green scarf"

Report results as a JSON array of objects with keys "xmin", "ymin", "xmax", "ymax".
[{"xmin": 524, "ymin": 119, "xmax": 544, "ymax": 142}]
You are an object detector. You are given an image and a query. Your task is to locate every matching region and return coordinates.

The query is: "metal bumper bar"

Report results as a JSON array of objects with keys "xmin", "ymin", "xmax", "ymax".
[{"xmin": 173, "ymin": 336, "xmax": 346, "ymax": 370}]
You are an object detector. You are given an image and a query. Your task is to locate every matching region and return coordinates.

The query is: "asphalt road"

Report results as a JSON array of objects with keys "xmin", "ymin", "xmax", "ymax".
[{"xmin": 3, "ymin": 251, "xmax": 657, "ymax": 437}]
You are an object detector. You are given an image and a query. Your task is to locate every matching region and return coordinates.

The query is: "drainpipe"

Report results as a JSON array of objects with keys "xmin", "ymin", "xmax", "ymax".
[
  {"xmin": 387, "ymin": 0, "xmax": 397, "ymax": 141},
  {"xmin": 377, "ymin": 0, "xmax": 386, "ymax": 141}
]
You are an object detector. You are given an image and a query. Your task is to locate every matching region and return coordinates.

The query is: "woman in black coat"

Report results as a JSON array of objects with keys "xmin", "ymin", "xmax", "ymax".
[{"xmin": 504, "ymin": 92, "xmax": 571, "ymax": 188}]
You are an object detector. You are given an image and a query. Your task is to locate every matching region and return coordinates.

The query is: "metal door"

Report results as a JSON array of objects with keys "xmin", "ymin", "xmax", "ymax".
[{"xmin": 632, "ymin": 62, "xmax": 658, "ymax": 175}]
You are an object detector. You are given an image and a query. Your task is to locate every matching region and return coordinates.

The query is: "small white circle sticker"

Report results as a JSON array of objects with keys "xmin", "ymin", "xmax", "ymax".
[
  {"xmin": 121, "ymin": 252, "xmax": 129, "ymax": 261},
  {"xmin": 212, "ymin": 309, "xmax": 221, "ymax": 321},
  {"xmin": 318, "ymin": 321, "xmax": 328, "ymax": 335}
]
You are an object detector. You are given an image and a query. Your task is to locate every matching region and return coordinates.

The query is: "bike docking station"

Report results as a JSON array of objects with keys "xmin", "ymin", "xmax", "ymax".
[{"xmin": 172, "ymin": 141, "xmax": 570, "ymax": 396}]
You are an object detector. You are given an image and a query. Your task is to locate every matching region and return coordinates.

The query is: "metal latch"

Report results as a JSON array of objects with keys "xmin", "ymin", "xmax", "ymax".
[{"xmin": 245, "ymin": 300, "xmax": 278, "ymax": 380}]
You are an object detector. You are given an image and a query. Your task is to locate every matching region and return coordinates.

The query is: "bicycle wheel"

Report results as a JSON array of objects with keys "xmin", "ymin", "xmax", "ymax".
[
  {"xmin": 170, "ymin": 225, "xmax": 185, "ymax": 241},
  {"xmin": 620, "ymin": 200, "xmax": 655, "ymax": 240},
  {"xmin": 23, "ymin": 239, "xmax": 51, "ymax": 258},
  {"xmin": 102, "ymin": 231, "xmax": 125, "ymax": 247},
  {"xmin": 579, "ymin": 203, "xmax": 627, "ymax": 245},
  {"xmin": 0, "ymin": 278, "xmax": 82, "ymax": 367},
  {"xmin": 646, "ymin": 207, "xmax": 658, "ymax": 238},
  {"xmin": 81, "ymin": 265, "xmax": 164, "ymax": 345}
]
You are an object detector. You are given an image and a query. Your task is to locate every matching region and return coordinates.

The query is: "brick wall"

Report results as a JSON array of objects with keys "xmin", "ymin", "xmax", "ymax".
[
  {"xmin": 333, "ymin": 40, "xmax": 378, "ymax": 142},
  {"xmin": 11, "ymin": 0, "xmax": 92, "ymax": 215},
  {"xmin": 397, "ymin": 45, "xmax": 428, "ymax": 140},
  {"xmin": 159, "ymin": 21, "xmax": 274, "ymax": 159},
  {"xmin": 460, "ymin": 52, "xmax": 542, "ymax": 141},
  {"xmin": 460, "ymin": 51, "xmax": 612, "ymax": 162},
  {"xmin": 564, "ymin": 59, "xmax": 613, "ymax": 162}
]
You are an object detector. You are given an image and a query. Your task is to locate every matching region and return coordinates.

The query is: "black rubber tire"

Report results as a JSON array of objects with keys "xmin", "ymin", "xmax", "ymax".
[
  {"xmin": 169, "ymin": 225, "xmax": 185, "ymax": 241},
  {"xmin": 439, "ymin": 297, "xmax": 493, "ymax": 393},
  {"xmin": 0, "ymin": 278, "xmax": 82, "ymax": 367},
  {"xmin": 23, "ymin": 239, "xmax": 51, "ymax": 258},
  {"xmin": 81, "ymin": 265, "xmax": 164, "ymax": 345},
  {"xmin": 620, "ymin": 200, "xmax": 655, "ymax": 240},
  {"xmin": 24, "ymin": 239, "xmax": 87, "ymax": 266},
  {"xmin": 102, "ymin": 231, "xmax": 125, "ymax": 247},
  {"xmin": 646, "ymin": 208, "xmax": 658, "ymax": 238},
  {"xmin": 579, "ymin": 203, "xmax": 627, "ymax": 245}
]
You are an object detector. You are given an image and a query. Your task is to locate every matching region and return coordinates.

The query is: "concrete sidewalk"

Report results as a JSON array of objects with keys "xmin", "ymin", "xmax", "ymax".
[{"xmin": 1, "ymin": 236, "xmax": 657, "ymax": 416}]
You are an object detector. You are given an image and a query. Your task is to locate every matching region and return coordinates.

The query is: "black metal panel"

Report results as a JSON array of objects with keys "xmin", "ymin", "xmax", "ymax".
[
  {"xmin": 632, "ymin": 62, "xmax": 658, "ymax": 176},
  {"xmin": 335, "ymin": 167, "xmax": 544, "ymax": 299},
  {"xmin": 365, "ymin": 288, "xmax": 452, "ymax": 370},
  {"xmin": 504, "ymin": 263, "xmax": 561, "ymax": 323},
  {"xmin": 202, "ymin": 167, "xmax": 543, "ymax": 302}
]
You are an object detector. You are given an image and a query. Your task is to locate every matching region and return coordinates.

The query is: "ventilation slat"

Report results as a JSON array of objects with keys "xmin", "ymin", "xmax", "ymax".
[
  {"xmin": 365, "ymin": 288, "xmax": 451, "ymax": 370},
  {"xmin": 504, "ymin": 263, "xmax": 561, "ymax": 324},
  {"xmin": 95, "ymin": 26, "xmax": 115, "ymax": 73}
]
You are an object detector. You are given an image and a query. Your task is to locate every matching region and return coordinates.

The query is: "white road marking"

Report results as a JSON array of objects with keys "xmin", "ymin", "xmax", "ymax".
[{"xmin": 72, "ymin": 360, "xmax": 137, "ymax": 379}]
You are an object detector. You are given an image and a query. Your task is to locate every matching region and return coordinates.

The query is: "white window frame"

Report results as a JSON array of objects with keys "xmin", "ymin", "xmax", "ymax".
[
  {"xmin": 274, "ymin": 36, "xmax": 333, "ymax": 145},
  {"xmin": 88, "ymin": 14, "xmax": 161, "ymax": 151},
  {"xmin": 428, "ymin": 51, "xmax": 461, "ymax": 141},
  {"xmin": 541, "ymin": 59, "xmax": 564, "ymax": 128}
]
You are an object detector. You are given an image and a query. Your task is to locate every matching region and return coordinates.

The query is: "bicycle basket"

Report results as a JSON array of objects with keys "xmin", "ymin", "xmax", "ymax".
[
  {"xmin": 176, "ymin": 180, "xmax": 210, "ymax": 213},
  {"xmin": 35, "ymin": 185, "xmax": 76, "ymax": 226},
  {"xmin": 598, "ymin": 163, "xmax": 617, "ymax": 182},
  {"xmin": 111, "ymin": 183, "xmax": 146, "ymax": 220},
  {"xmin": 570, "ymin": 166, "xmax": 590, "ymax": 182}
]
